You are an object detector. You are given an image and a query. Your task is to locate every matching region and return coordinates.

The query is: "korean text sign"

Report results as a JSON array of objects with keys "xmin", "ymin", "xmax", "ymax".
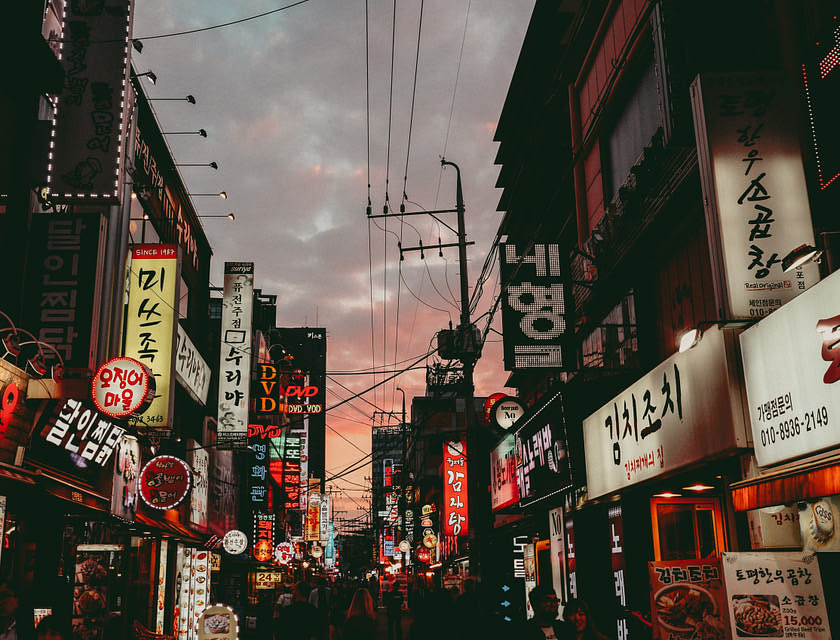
[
  {"xmin": 490, "ymin": 434, "xmax": 519, "ymax": 511},
  {"xmin": 48, "ymin": 0, "xmax": 133, "ymax": 201},
  {"xmin": 514, "ymin": 392, "xmax": 571, "ymax": 507},
  {"xmin": 217, "ymin": 262, "xmax": 254, "ymax": 447},
  {"xmin": 175, "ymin": 325, "xmax": 210, "ymax": 406},
  {"xmin": 123, "ymin": 244, "xmax": 179, "ymax": 430},
  {"xmin": 583, "ymin": 326, "xmax": 749, "ymax": 499},
  {"xmin": 499, "ymin": 243, "xmax": 570, "ymax": 369},
  {"xmin": 691, "ymin": 72, "xmax": 819, "ymax": 320},
  {"xmin": 721, "ymin": 552, "xmax": 829, "ymax": 639},
  {"xmin": 139, "ymin": 455, "xmax": 191, "ymax": 510},
  {"xmin": 740, "ymin": 269, "xmax": 840, "ymax": 466},
  {"xmin": 443, "ymin": 440, "xmax": 468, "ymax": 537},
  {"xmin": 648, "ymin": 559, "xmax": 727, "ymax": 640},
  {"xmin": 40, "ymin": 398, "xmax": 125, "ymax": 468}
]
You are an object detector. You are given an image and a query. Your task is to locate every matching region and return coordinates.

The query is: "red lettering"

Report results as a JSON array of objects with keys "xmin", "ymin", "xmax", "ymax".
[{"xmin": 0, "ymin": 383, "xmax": 21, "ymax": 437}]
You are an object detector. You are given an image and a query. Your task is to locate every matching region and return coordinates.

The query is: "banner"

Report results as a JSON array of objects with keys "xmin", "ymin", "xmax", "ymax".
[
  {"xmin": 188, "ymin": 442, "xmax": 209, "ymax": 530},
  {"xmin": 48, "ymin": 0, "xmax": 134, "ymax": 201},
  {"xmin": 123, "ymin": 244, "xmax": 179, "ymax": 431},
  {"xmin": 22, "ymin": 213, "xmax": 106, "ymax": 371},
  {"xmin": 721, "ymin": 552, "xmax": 829, "ymax": 639},
  {"xmin": 649, "ymin": 559, "xmax": 727, "ymax": 640},
  {"xmin": 443, "ymin": 440, "xmax": 468, "ymax": 537},
  {"xmin": 217, "ymin": 262, "xmax": 254, "ymax": 447}
]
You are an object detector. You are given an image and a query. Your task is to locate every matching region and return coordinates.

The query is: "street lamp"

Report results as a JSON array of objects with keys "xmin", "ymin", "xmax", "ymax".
[
  {"xmin": 197, "ymin": 213, "xmax": 235, "ymax": 220},
  {"xmin": 148, "ymin": 95, "xmax": 196, "ymax": 104},
  {"xmin": 163, "ymin": 129, "xmax": 207, "ymax": 137},
  {"xmin": 176, "ymin": 162, "xmax": 218, "ymax": 169},
  {"xmin": 188, "ymin": 191, "xmax": 227, "ymax": 199},
  {"xmin": 132, "ymin": 70, "xmax": 157, "ymax": 84}
]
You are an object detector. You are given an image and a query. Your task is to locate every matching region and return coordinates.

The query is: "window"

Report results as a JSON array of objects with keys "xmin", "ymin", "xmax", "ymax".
[
  {"xmin": 582, "ymin": 292, "xmax": 638, "ymax": 369},
  {"xmin": 651, "ymin": 497, "xmax": 725, "ymax": 561},
  {"xmin": 605, "ymin": 60, "xmax": 662, "ymax": 200},
  {"xmin": 178, "ymin": 275, "xmax": 189, "ymax": 320}
]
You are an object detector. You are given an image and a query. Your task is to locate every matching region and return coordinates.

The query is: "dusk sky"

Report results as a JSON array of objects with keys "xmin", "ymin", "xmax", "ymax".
[{"xmin": 132, "ymin": 0, "xmax": 535, "ymax": 519}]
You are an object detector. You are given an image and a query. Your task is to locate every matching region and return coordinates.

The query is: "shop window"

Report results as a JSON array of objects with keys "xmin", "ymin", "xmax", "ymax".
[
  {"xmin": 651, "ymin": 498, "xmax": 725, "ymax": 561},
  {"xmin": 604, "ymin": 60, "xmax": 662, "ymax": 201},
  {"xmin": 582, "ymin": 292, "xmax": 638, "ymax": 369}
]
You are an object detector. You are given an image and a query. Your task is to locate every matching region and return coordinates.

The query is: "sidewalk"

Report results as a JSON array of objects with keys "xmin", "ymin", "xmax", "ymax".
[{"xmin": 374, "ymin": 606, "xmax": 412, "ymax": 640}]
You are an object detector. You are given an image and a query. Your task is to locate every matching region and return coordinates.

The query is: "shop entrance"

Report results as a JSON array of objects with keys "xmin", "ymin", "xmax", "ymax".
[{"xmin": 650, "ymin": 497, "xmax": 725, "ymax": 561}]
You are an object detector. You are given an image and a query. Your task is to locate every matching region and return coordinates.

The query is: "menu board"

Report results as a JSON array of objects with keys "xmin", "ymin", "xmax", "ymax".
[
  {"xmin": 649, "ymin": 559, "xmax": 728, "ymax": 640},
  {"xmin": 72, "ymin": 545, "xmax": 123, "ymax": 640},
  {"xmin": 175, "ymin": 547, "xmax": 212, "ymax": 640},
  {"xmin": 721, "ymin": 552, "xmax": 830, "ymax": 639}
]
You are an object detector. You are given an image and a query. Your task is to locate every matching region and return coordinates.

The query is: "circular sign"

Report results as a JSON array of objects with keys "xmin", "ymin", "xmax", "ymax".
[
  {"xmin": 92, "ymin": 357, "xmax": 155, "ymax": 418},
  {"xmin": 253, "ymin": 539, "xmax": 273, "ymax": 563},
  {"xmin": 274, "ymin": 542, "xmax": 294, "ymax": 564},
  {"xmin": 492, "ymin": 396, "xmax": 526, "ymax": 430},
  {"xmin": 398, "ymin": 540, "xmax": 410, "ymax": 553},
  {"xmin": 422, "ymin": 532, "xmax": 438, "ymax": 549},
  {"xmin": 310, "ymin": 544, "xmax": 323, "ymax": 558},
  {"xmin": 484, "ymin": 392, "xmax": 508, "ymax": 423},
  {"xmin": 138, "ymin": 455, "xmax": 191, "ymax": 510},
  {"xmin": 420, "ymin": 517, "xmax": 433, "ymax": 528},
  {"xmin": 222, "ymin": 530, "xmax": 248, "ymax": 555}
]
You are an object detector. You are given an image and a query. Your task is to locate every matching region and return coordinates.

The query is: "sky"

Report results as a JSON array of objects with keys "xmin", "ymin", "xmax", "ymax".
[{"xmin": 131, "ymin": 0, "xmax": 535, "ymax": 522}]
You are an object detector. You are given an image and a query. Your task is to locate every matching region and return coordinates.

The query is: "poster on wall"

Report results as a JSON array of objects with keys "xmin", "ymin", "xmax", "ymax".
[
  {"xmin": 123, "ymin": 244, "xmax": 180, "ymax": 432},
  {"xmin": 524, "ymin": 542, "xmax": 537, "ymax": 620},
  {"xmin": 110, "ymin": 435, "xmax": 140, "ymax": 522},
  {"xmin": 691, "ymin": 72, "xmax": 819, "ymax": 320},
  {"xmin": 721, "ymin": 552, "xmax": 829, "ymax": 639},
  {"xmin": 217, "ymin": 262, "xmax": 254, "ymax": 448},
  {"xmin": 72, "ymin": 545, "xmax": 123, "ymax": 640},
  {"xmin": 648, "ymin": 558, "xmax": 727, "ymax": 640}
]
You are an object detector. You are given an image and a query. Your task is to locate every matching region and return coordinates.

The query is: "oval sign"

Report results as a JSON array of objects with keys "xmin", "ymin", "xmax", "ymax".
[
  {"xmin": 310, "ymin": 544, "xmax": 323, "ymax": 558},
  {"xmin": 222, "ymin": 530, "xmax": 249, "ymax": 556},
  {"xmin": 422, "ymin": 532, "xmax": 438, "ymax": 549},
  {"xmin": 92, "ymin": 357, "xmax": 155, "ymax": 418},
  {"xmin": 274, "ymin": 542, "xmax": 294, "ymax": 564},
  {"xmin": 492, "ymin": 396, "xmax": 525, "ymax": 430},
  {"xmin": 138, "ymin": 455, "xmax": 191, "ymax": 510}
]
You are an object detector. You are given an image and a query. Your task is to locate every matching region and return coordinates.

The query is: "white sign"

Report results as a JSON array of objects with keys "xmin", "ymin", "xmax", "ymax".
[
  {"xmin": 721, "ymin": 552, "xmax": 830, "ymax": 639},
  {"xmin": 691, "ymin": 72, "xmax": 819, "ymax": 320},
  {"xmin": 222, "ymin": 530, "xmax": 248, "ymax": 556},
  {"xmin": 175, "ymin": 325, "xmax": 211, "ymax": 406},
  {"xmin": 217, "ymin": 263, "xmax": 254, "ymax": 447},
  {"xmin": 319, "ymin": 495, "xmax": 330, "ymax": 542},
  {"xmin": 740, "ymin": 269, "xmax": 840, "ymax": 466},
  {"xmin": 188, "ymin": 442, "xmax": 209, "ymax": 530},
  {"xmin": 493, "ymin": 398, "xmax": 525, "ymax": 430},
  {"xmin": 583, "ymin": 326, "xmax": 749, "ymax": 499},
  {"xmin": 274, "ymin": 542, "xmax": 294, "ymax": 565},
  {"xmin": 92, "ymin": 357, "xmax": 153, "ymax": 418},
  {"xmin": 548, "ymin": 507, "xmax": 566, "ymax": 608}
]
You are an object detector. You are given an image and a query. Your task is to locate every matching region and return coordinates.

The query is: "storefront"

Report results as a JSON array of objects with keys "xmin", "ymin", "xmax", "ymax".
[{"xmin": 578, "ymin": 325, "xmax": 751, "ymax": 639}]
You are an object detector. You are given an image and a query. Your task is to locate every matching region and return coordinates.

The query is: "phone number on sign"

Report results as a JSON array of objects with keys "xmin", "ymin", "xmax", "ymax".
[{"xmin": 758, "ymin": 406, "xmax": 829, "ymax": 447}]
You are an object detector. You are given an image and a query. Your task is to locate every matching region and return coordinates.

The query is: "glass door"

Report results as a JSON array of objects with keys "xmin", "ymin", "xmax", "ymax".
[{"xmin": 650, "ymin": 498, "xmax": 725, "ymax": 561}]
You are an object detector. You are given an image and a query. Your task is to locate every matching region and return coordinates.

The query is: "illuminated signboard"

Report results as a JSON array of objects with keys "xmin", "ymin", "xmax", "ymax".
[
  {"xmin": 138, "ymin": 455, "xmax": 191, "ymax": 510},
  {"xmin": 274, "ymin": 542, "xmax": 294, "ymax": 564},
  {"xmin": 802, "ymin": 22, "xmax": 840, "ymax": 191},
  {"xmin": 123, "ymin": 244, "xmax": 179, "ymax": 431},
  {"xmin": 40, "ymin": 398, "xmax": 125, "ymax": 468},
  {"xmin": 0, "ymin": 382, "xmax": 21, "ymax": 440},
  {"xmin": 490, "ymin": 434, "xmax": 519, "ymax": 511},
  {"xmin": 47, "ymin": 0, "xmax": 133, "ymax": 202},
  {"xmin": 253, "ymin": 363, "xmax": 280, "ymax": 415},
  {"xmin": 252, "ymin": 513, "xmax": 275, "ymax": 562},
  {"xmin": 217, "ymin": 262, "xmax": 254, "ymax": 448},
  {"xmin": 499, "ymin": 243, "xmax": 571, "ymax": 369},
  {"xmin": 222, "ymin": 530, "xmax": 248, "ymax": 556},
  {"xmin": 91, "ymin": 356, "xmax": 154, "ymax": 418},
  {"xmin": 691, "ymin": 72, "xmax": 820, "ymax": 319},
  {"xmin": 442, "ymin": 440, "xmax": 468, "ymax": 537},
  {"xmin": 111, "ymin": 434, "xmax": 140, "ymax": 521},
  {"xmin": 306, "ymin": 496, "xmax": 320, "ymax": 542},
  {"xmin": 248, "ymin": 441, "xmax": 268, "ymax": 511}
]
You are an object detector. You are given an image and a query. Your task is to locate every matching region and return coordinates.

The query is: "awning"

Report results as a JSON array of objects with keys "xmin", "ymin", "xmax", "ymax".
[
  {"xmin": 0, "ymin": 463, "xmax": 37, "ymax": 486},
  {"xmin": 34, "ymin": 467, "xmax": 109, "ymax": 512},
  {"xmin": 136, "ymin": 511, "xmax": 203, "ymax": 544},
  {"xmin": 730, "ymin": 452, "xmax": 840, "ymax": 511}
]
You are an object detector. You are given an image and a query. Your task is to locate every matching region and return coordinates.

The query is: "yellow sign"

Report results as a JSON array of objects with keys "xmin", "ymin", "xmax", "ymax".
[
  {"xmin": 254, "ymin": 571, "xmax": 281, "ymax": 589},
  {"xmin": 123, "ymin": 245, "xmax": 179, "ymax": 429}
]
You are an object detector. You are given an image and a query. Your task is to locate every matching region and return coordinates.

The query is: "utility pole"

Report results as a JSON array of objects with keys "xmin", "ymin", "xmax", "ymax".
[
  {"xmin": 396, "ymin": 387, "xmax": 407, "ymax": 575},
  {"xmin": 368, "ymin": 158, "xmax": 482, "ymax": 580}
]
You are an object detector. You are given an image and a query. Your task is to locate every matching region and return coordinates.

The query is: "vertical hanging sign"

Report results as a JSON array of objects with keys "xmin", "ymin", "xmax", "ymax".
[
  {"xmin": 691, "ymin": 72, "xmax": 820, "ymax": 319},
  {"xmin": 443, "ymin": 440, "xmax": 468, "ymax": 537},
  {"xmin": 217, "ymin": 262, "xmax": 254, "ymax": 448},
  {"xmin": 123, "ymin": 244, "xmax": 179, "ymax": 431}
]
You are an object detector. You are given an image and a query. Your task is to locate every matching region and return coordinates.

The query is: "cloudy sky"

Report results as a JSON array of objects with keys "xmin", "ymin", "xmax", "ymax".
[{"xmin": 132, "ymin": 0, "xmax": 534, "ymax": 519}]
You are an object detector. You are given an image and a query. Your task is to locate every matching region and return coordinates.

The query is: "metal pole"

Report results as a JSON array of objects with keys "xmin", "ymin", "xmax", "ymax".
[
  {"xmin": 397, "ymin": 387, "xmax": 407, "ymax": 575},
  {"xmin": 440, "ymin": 159, "xmax": 479, "ymax": 580}
]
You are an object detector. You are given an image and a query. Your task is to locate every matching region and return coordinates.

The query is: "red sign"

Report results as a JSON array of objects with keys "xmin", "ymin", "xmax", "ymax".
[
  {"xmin": 0, "ymin": 383, "xmax": 20, "ymax": 439},
  {"xmin": 138, "ymin": 455, "xmax": 191, "ymax": 510},
  {"xmin": 253, "ymin": 513, "xmax": 275, "ymax": 562},
  {"xmin": 484, "ymin": 392, "xmax": 507, "ymax": 423},
  {"xmin": 442, "ymin": 440, "xmax": 468, "ymax": 537},
  {"xmin": 92, "ymin": 357, "xmax": 155, "ymax": 418}
]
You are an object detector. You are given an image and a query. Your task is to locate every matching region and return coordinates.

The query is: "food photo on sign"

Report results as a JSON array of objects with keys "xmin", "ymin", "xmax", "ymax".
[
  {"xmin": 72, "ymin": 544, "xmax": 123, "ymax": 640},
  {"xmin": 649, "ymin": 559, "xmax": 728, "ymax": 640}
]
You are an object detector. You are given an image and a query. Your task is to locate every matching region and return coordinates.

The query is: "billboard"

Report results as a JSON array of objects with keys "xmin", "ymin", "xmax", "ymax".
[
  {"xmin": 691, "ymin": 72, "xmax": 820, "ymax": 319},
  {"xmin": 47, "ymin": 0, "xmax": 134, "ymax": 201},
  {"xmin": 499, "ymin": 243, "xmax": 570, "ymax": 369},
  {"xmin": 217, "ymin": 262, "xmax": 254, "ymax": 447},
  {"xmin": 123, "ymin": 244, "xmax": 179, "ymax": 431}
]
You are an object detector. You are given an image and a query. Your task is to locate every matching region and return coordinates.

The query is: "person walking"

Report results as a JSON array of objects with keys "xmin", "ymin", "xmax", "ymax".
[
  {"xmin": 274, "ymin": 581, "xmax": 322, "ymax": 640},
  {"xmin": 339, "ymin": 588, "xmax": 376, "ymax": 640},
  {"xmin": 523, "ymin": 585, "xmax": 568, "ymax": 640},
  {"xmin": 384, "ymin": 581, "xmax": 403, "ymax": 640},
  {"xmin": 0, "ymin": 583, "xmax": 31, "ymax": 640},
  {"xmin": 563, "ymin": 598, "xmax": 610, "ymax": 640}
]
